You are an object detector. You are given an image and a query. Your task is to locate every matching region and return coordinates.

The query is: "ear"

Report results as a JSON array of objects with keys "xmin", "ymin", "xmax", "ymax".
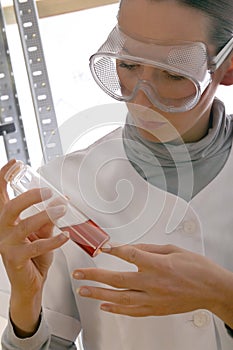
[{"xmin": 220, "ymin": 56, "xmax": 233, "ymax": 86}]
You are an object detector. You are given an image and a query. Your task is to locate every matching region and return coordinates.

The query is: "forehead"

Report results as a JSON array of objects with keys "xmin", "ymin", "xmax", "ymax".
[{"xmin": 118, "ymin": 0, "xmax": 210, "ymax": 45}]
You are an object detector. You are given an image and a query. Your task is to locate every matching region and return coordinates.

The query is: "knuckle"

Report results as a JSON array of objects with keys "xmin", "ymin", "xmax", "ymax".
[
  {"xmin": 164, "ymin": 244, "xmax": 174, "ymax": 252},
  {"xmin": 128, "ymin": 247, "xmax": 138, "ymax": 263},
  {"xmin": 164, "ymin": 255, "xmax": 175, "ymax": 274},
  {"xmin": 147, "ymin": 276, "xmax": 158, "ymax": 291},
  {"xmin": 112, "ymin": 273, "xmax": 125, "ymax": 287},
  {"xmin": 120, "ymin": 292, "xmax": 131, "ymax": 305},
  {"xmin": 30, "ymin": 242, "xmax": 41, "ymax": 257}
]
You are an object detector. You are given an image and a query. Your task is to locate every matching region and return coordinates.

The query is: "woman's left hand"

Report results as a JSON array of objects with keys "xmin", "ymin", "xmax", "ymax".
[{"xmin": 73, "ymin": 243, "xmax": 224, "ymax": 317}]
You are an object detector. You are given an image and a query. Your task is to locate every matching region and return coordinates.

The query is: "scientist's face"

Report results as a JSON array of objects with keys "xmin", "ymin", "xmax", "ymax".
[{"xmin": 118, "ymin": 0, "xmax": 229, "ymax": 142}]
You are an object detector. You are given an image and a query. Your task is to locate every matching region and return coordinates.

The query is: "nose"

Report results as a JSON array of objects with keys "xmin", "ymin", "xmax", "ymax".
[
  {"xmin": 138, "ymin": 65, "xmax": 156, "ymax": 81},
  {"xmin": 131, "ymin": 87, "xmax": 153, "ymax": 108},
  {"xmin": 131, "ymin": 66, "xmax": 158, "ymax": 107}
]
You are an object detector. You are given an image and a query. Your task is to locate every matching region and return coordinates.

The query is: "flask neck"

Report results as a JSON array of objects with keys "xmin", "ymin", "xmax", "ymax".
[{"xmin": 4, "ymin": 160, "xmax": 26, "ymax": 183}]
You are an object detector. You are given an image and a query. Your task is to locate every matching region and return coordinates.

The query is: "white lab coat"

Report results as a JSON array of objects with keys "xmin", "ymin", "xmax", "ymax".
[{"xmin": 1, "ymin": 127, "xmax": 233, "ymax": 349}]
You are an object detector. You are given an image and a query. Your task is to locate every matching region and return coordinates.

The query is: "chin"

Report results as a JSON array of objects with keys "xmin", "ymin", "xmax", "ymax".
[{"xmin": 136, "ymin": 125, "xmax": 184, "ymax": 143}]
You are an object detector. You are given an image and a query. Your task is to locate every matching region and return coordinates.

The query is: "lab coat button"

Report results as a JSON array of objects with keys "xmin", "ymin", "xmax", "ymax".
[
  {"xmin": 183, "ymin": 220, "xmax": 196, "ymax": 234},
  {"xmin": 193, "ymin": 311, "xmax": 211, "ymax": 328}
]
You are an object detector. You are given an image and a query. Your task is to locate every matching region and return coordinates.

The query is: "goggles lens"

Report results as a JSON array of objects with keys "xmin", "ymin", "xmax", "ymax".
[
  {"xmin": 91, "ymin": 56, "xmax": 200, "ymax": 112},
  {"xmin": 90, "ymin": 26, "xmax": 212, "ymax": 113}
]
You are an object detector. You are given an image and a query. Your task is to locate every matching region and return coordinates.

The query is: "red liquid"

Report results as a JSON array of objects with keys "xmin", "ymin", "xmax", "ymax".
[{"xmin": 60, "ymin": 219, "xmax": 110, "ymax": 257}]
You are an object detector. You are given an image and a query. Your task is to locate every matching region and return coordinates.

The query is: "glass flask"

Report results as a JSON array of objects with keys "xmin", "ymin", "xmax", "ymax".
[{"xmin": 4, "ymin": 160, "xmax": 110, "ymax": 257}]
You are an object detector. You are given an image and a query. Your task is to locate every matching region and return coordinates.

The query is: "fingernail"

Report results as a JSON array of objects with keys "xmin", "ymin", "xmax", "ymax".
[
  {"xmin": 101, "ymin": 242, "xmax": 123, "ymax": 252},
  {"xmin": 73, "ymin": 271, "xmax": 85, "ymax": 279},
  {"xmin": 100, "ymin": 304, "xmax": 110, "ymax": 312},
  {"xmin": 58, "ymin": 232, "xmax": 69, "ymax": 241},
  {"xmin": 77, "ymin": 287, "xmax": 91, "ymax": 296},
  {"xmin": 47, "ymin": 205, "xmax": 67, "ymax": 219},
  {"xmin": 40, "ymin": 187, "xmax": 53, "ymax": 200},
  {"xmin": 101, "ymin": 242, "xmax": 112, "ymax": 252},
  {"xmin": 61, "ymin": 230, "xmax": 70, "ymax": 238}
]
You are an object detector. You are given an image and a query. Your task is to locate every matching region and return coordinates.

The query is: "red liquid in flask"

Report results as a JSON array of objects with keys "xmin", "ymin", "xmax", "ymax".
[{"xmin": 60, "ymin": 219, "xmax": 110, "ymax": 257}]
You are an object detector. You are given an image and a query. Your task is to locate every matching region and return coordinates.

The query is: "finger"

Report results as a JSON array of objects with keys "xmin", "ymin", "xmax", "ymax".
[
  {"xmin": 16, "ymin": 205, "xmax": 67, "ymax": 241},
  {"xmin": 3, "ymin": 187, "xmax": 53, "ymax": 224},
  {"xmin": 21, "ymin": 234, "xmax": 69, "ymax": 261},
  {"xmin": 73, "ymin": 268, "xmax": 142, "ymax": 290},
  {"xmin": 34, "ymin": 221, "xmax": 55, "ymax": 239},
  {"xmin": 0, "ymin": 159, "xmax": 16, "ymax": 185},
  {"xmin": 77, "ymin": 286, "xmax": 148, "ymax": 306},
  {"xmin": 46, "ymin": 196, "xmax": 67, "ymax": 207},
  {"xmin": 101, "ymin": 244, "xmax": 153, "ymax": 267},
  {"xmin": 0, "ymin": 159, "xmax": 16, "ymax": 206},
  {"xmin": 27, "ymin": 222, "xmax": 54, "ymax": 241},
  {"xmin": 133, "ymin": 243, "xmax": 183, "ymax": 254},
  {"xmin": 100, "ymin": 303, "xmax": 152, "ymax": 317}
]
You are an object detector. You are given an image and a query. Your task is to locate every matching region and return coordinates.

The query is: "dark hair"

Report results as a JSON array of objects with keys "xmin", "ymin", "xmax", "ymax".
[
  {"xmin": 119, "ymin": 0, "xmax": 233, "ymax": 51},
  {"xmin": 176, "ymin": 0, "xmax": 233, "ymax": 50}
]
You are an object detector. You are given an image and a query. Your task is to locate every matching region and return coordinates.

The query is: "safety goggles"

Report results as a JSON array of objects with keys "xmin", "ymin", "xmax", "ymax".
[{"xmin": 89, "ymin": 25, "xmax": 233, "ymax": 113}]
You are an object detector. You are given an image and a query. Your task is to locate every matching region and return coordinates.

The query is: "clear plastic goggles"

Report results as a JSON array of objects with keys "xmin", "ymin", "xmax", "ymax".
[{"xmin": 90, "ymin": 25, "xmax": 233, "ymax": 113}]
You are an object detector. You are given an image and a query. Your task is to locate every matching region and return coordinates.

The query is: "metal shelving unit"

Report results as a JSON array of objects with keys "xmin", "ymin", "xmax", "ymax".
[
  {"xmin": 0, "ymin": 0, "xmax": 65, "ymax": 164},
  {"xmin": 13, "ymin": 0, "xmax": 63, "ymax": 163},
  {"xmin": 1, "ymin": 0, "xmax": 118, "ymax": 164},
  {"xmin": 0, "ymin": 1, "xmax": 30, "ymax": 163}
]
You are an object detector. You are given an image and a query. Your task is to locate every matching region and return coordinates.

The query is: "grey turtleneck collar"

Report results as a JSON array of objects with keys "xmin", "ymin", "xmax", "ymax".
[{"xmin": 123, "ymin": 98, "xmax": 233, "ymax": 201}]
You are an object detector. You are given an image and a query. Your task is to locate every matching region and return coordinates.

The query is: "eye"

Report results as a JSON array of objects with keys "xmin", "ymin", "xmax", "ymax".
[
  {"xmin": 118, "ymin": 61, "xmax": 139, "ymax": 70},
  {"xmin": 163, "ymin": 71, "xmax": 185, "ymax": 81}
]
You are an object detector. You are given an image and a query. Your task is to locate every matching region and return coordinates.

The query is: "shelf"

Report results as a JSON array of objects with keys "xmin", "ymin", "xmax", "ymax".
[{"xmin": 3, "ymin": 0, "xmax": 119, "ymax": 24}]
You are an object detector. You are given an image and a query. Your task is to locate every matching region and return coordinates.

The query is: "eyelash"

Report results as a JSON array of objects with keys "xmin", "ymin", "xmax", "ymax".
[
  {"xmin": 164, "ymin": 72, "xmax": 185, "ymax": 81},
  {"xmin": 118, "ymin": 62, "xmax": 138, "ymax": 70},
  {"xmin": 118, "ymin": 62, "xmax": 185, "ymax": 81}
]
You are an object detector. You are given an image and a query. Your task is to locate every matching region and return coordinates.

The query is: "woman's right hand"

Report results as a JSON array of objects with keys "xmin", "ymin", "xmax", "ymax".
[{"xmin": 0, "ymin": 160, "xmax": 68, "ymax": 336}]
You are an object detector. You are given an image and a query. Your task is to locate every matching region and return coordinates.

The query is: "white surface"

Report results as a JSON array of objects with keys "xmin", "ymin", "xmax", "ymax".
[{"xmin": 0, "ymin": 316, "xmax": 7, "ymax": 349}]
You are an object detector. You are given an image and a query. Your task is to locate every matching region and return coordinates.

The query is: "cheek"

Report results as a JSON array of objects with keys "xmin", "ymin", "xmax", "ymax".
[{"xmin": 192, "ymin": 80, "xmax": 217, "ymax": 116}]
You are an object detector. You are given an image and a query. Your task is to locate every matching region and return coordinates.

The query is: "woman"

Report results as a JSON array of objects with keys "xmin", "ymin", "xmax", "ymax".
[{"xmin": 1, "ymin": 0, "xmax": 233, "ymax": 349}]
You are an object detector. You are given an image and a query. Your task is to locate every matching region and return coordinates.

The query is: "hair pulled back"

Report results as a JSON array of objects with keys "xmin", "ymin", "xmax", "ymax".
[{"xmin": 176, "ymin": 0, "xmax": 233, "ymax": 50}]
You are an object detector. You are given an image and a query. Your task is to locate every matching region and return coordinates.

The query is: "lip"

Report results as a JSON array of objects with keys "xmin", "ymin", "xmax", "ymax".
[{"xmin": 137, "ymin": 118, "xmax": 167, "ymax": 130}]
